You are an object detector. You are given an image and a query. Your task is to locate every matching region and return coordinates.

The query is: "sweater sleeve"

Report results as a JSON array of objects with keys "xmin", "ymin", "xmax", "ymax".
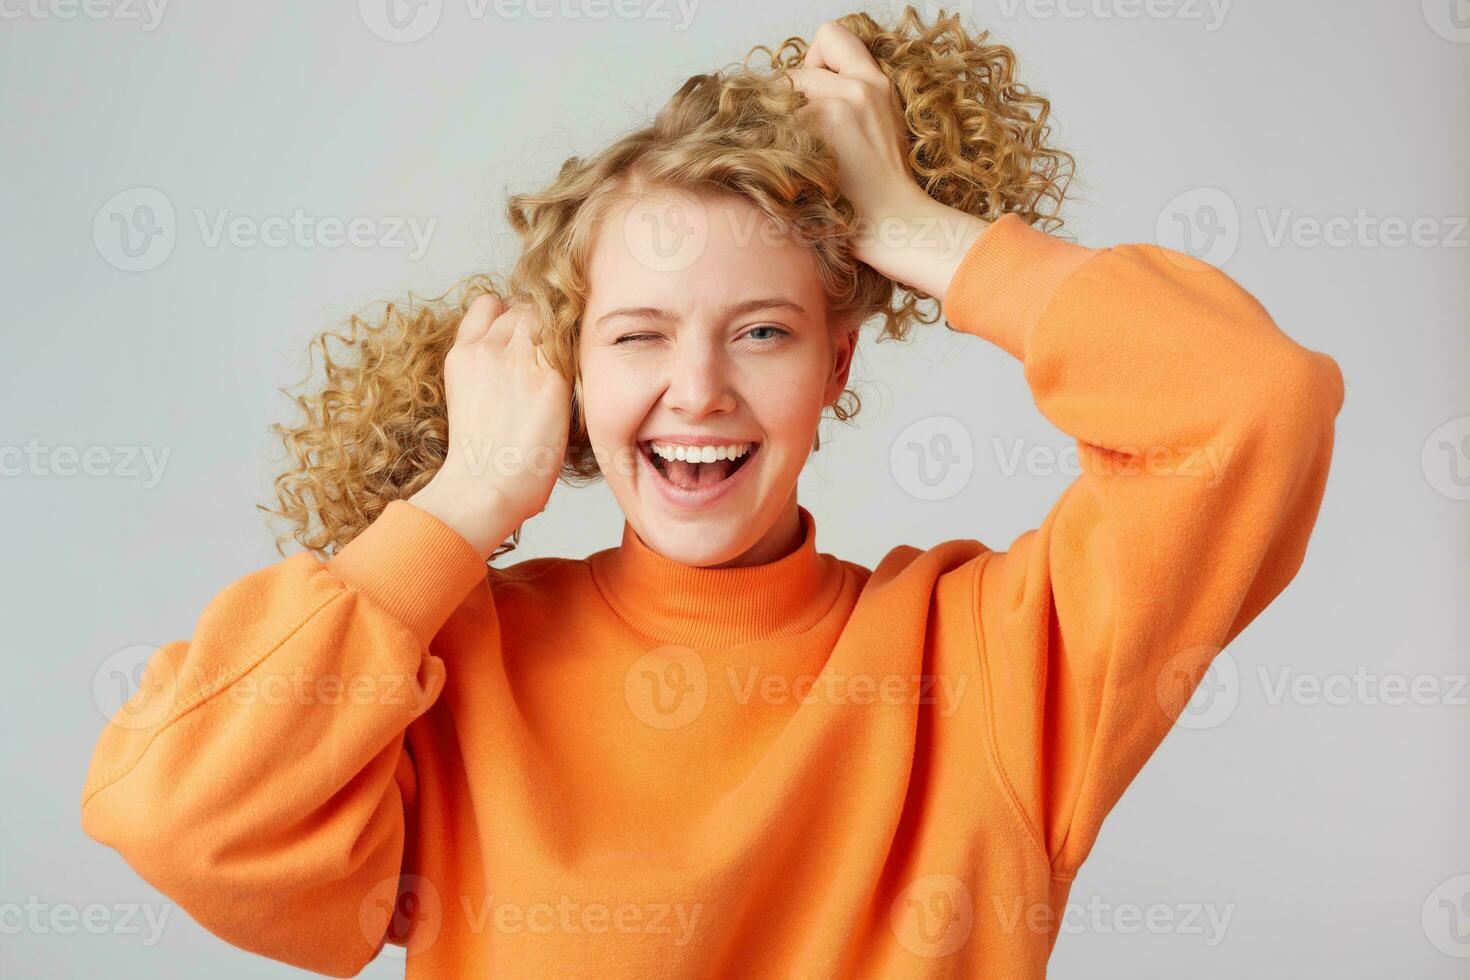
[
  {"xmin": 942, "ymin": 213, "xmax": 1344, "ymax": 879},
  {"xmin": 78, "ymin": 500, "xmax": 490, "ymax": 977}
]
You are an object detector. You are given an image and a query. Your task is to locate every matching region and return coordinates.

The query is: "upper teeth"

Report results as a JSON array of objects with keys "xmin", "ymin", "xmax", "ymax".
[{"xmin": 649, "ymin": 441, "xmax": 753, "ymax": 464}]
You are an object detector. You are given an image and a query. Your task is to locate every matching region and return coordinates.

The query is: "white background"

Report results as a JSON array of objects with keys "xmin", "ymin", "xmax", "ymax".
[{"xmin": 2, "ymin": 0, "xmax": 1466, "ymax": 976}]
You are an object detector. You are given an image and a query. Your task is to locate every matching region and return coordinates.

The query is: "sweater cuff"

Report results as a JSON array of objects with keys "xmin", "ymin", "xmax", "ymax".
[
  {"xmin": 324, "ymin": 499, "xmax": 489, "ymax": 647},
  {"xmin": 941, "ymin": 212, "xmax": 1102, "ymax": 360}
]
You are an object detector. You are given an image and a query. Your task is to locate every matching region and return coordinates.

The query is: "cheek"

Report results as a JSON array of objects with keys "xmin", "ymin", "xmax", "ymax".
[
  {"xmin": 763, "ymin": 402, "xmax": 820, "ymax": 449},
  {"xmin": 579, "ymin": 360, "xmax": 649, "ymax": 441},
  {"xmin": 742, "ymin": 359, "xmax": 827, "ymax": 443}
]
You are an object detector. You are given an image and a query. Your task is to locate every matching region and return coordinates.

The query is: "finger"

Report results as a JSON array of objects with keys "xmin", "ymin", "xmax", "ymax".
[
  {"xmin": 502, "ymin": 305, "xmax": 555, "ymax": 354},
  {"xmin": 485, "ymin": 302, "xmax": 533, "ymax": 348},
  {"xmin": 801, "ymin": 21, "xmax": 884, "ymax": 81},
  {"xmin": 531, "ymin": 343, "xmax": 555, "ymax": 374},
  {"xmin": 785, "ymin": 66, "xmax": 850, "ymax": 98},
  {"xmin": 784, "ymin": 67, "xmax": 860, "ymax": 124},
  {"xmin": 505, "ymin": 313, "xmax": 536, "ymax": 348},
  {"xmin": 455, "ymin": 294, "xmax": 504, "ymax": 346}
]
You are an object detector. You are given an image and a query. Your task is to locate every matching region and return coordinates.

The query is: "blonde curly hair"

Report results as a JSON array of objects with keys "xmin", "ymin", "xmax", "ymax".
[{"xmin": 260, "ymin": 4, "xmax": 1077, "ymax": 562}]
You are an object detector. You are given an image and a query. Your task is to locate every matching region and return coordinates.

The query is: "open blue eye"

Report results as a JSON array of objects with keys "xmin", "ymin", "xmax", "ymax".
[
  {"xmin": 745, "ymin": 324, "xmax": 790, "ymax": 342},
  {"xmin": 614, "ymin": 326, "xmax": 789, "ymax": 345}
]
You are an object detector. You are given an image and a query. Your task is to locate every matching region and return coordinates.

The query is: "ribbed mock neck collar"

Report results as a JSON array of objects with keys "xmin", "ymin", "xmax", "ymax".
[{"xmin": 588, "ymin": 505, "xmax": 844, "ymax": 649}]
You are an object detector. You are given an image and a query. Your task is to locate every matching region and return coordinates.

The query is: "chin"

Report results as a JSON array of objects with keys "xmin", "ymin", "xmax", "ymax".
[{"xmin": 633, "ymin": 509, "xmax": 756, "ymax": 567}]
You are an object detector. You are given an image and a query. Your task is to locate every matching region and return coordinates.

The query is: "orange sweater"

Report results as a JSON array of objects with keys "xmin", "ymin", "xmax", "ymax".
[{"xmin": 80, "ymin": 213, "xmax": 1344, "ymax": 978}]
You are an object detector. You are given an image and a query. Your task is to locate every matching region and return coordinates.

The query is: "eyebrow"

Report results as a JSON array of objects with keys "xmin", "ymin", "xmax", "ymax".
[{"xmin": 593, "ymin": 296, "xmax": 808, "ymax": 329}]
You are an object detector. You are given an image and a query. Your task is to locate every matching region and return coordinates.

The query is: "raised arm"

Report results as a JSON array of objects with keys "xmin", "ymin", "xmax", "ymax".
[
  {"xmin": 937, "ymin": 212, "xmax": 1343, "ymax": 877},
  {"xmin": 80, "ymin": 281, "xmax": 569, "ymax": 974},
  {"xmin": 80, "ymin": 501, "xmax": 492, "ymax": 976}
]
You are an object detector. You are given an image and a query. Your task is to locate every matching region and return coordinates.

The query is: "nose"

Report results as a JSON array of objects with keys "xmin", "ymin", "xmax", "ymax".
[{"xmin": 662, "ymin": 336, "xmax": 737, "ymax": 420}]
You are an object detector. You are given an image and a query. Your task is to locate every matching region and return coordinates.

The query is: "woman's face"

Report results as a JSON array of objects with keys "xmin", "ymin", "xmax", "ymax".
[{"xmin": 578, "ymin": 186, "xmax": 855, "ymax": 568}]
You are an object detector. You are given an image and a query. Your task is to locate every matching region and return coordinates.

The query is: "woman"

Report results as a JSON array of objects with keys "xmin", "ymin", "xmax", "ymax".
[{"xmin": 79, "ymin": 8, "xmax": 1343, "ymax": 978}]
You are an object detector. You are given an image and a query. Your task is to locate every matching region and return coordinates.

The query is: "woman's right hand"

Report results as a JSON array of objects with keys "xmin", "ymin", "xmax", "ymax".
[{"xmin": 409, "ymin": 295, "xmax": 572, "ymax": 559}]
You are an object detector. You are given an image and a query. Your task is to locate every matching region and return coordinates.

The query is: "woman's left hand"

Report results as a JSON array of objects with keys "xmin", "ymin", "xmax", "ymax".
[
  {"xmin": 787, "ymin": 22, "xmax": 919, "ymax": 237},
  {"xmin": 787, "ymin": 21, "xmax": 987, "ymax": 299}
]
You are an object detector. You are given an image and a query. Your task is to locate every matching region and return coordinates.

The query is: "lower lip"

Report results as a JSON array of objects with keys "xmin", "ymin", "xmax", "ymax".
[{"xmin": 637, "ymin": 444, "xmax": 760, "ymax": 511}]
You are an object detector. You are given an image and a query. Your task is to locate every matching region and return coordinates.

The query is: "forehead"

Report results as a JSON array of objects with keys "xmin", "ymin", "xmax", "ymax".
[{"xmin": 584, "ymin": 188, "xmax": 824, "ymax": 313}]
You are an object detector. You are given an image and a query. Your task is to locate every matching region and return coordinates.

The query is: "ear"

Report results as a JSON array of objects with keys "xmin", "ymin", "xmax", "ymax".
[{"xmin": 823, "ymin": 313, "xmax": 859, "ymax": 405}]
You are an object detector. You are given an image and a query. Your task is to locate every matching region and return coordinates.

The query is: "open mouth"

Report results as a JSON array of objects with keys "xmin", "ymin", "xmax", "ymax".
[{"xmin": 640, "ymin": 440, "xmax": 760, "ymax": 492}]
